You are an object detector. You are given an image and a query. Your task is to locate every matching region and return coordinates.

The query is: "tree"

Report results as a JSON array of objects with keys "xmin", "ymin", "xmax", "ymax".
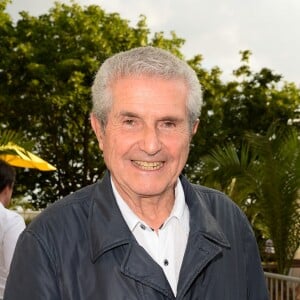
[
  {"xmin": 0, "ymin": 1, "xmax": 187, "ymax": 207},
  {"xmin": 200, "ymin": 124, "xmax": 300, "ymax": 274},
  {"xmin": 186, "ymin": 50, "xmax": 300, "ymax": 183}
]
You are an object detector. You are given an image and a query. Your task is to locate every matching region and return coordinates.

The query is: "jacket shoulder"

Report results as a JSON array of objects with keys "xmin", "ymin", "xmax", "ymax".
[
  {"xmin": 27, "ymin": 182, "xmax": 99, "ymax": 232},
  {"xmin": 188, "ymin": 182, "xmax": 248, "ymax": 222},
  {"xmin": 191, "ymin": 183, "xmax": 235, "ymax": 205}
]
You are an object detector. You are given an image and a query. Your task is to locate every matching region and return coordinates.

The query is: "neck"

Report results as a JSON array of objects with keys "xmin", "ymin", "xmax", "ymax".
[
  {"xmin": 129, "ymin": 195, "xmax": 174, "ymax": 230},
  {"xmin": 115, "ymin": 187, "xmax": 175, "ymax": 230}
]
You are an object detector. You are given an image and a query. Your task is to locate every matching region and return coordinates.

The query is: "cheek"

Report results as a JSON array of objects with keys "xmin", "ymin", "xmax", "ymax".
[
  {"xmin": 168, "ymin": 137, "xmax": 190, "ymax": 160},
  {"xmin": 101, "ymin": 134, "xmax": 128, "ymax": 164}
]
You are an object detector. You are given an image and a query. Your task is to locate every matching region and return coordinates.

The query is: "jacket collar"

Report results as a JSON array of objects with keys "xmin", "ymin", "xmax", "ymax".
[
  {"xmin": 88, "ymin": 172, "xmax": 230, "ymax": 262},
  {"xmin": 176, "ymin": 175, "xmax": 231, "ymax": 298},
  {"xmin": 88, "ymin": 171, "xmax": 133, "ymax": 262},
  {"xmin": 180, "ymin": 175, "xmax": 230, "ymax": 248}
]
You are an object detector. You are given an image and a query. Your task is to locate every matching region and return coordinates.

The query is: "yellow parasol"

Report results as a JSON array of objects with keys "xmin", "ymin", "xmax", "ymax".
[{"xmin": 0, "ymin": 142, "xmax": 56, "ymax": 171}]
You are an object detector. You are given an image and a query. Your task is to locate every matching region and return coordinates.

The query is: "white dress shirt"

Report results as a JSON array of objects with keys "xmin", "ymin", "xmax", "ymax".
[
  {"xmin": 0, "ymin": 203, "xmax": 26, "ymax": 298},
  {"xmin": 112, "ymin": 179, "xmax": 190, "ymax": 296}
]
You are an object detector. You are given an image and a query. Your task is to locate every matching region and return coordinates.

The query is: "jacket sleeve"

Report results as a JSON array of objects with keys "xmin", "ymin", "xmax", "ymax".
[
  {"xmin": 4, "ymin": 229, "xmax": 60, "ymax": 300},
  {"xmin": 241, "ymin": 215, "xmax": 269, "ymax": 300}
]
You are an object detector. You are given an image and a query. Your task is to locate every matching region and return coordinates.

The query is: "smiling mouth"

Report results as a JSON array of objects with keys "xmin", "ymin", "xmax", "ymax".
[{"xmin": 133, "ymin": 160, "xmax": 164, "ymax": 170}]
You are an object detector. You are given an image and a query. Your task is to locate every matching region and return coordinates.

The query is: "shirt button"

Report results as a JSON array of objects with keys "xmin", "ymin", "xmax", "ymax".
[
  {"xmin": 140, "ymin": 224, "xmax": 146, "ymax": 230},
  {"xmin": 163, "ymin": 259, "xmax": 169, "ymax": 266}
]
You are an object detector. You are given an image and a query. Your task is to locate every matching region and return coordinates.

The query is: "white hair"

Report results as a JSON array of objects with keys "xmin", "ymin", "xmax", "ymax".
[{"xmin": 92, "ymin": 46, "xmax": 202, "ymax": 130}]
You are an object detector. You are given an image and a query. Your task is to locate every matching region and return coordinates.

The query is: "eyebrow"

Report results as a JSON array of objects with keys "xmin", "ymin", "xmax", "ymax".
[
  {"xmin": 118, "ymin": 111, "xmax": 139, "ymax": 118},
  {"xmin": 159, "ymin": 116, "xmax": 184, "ymax": 122}
]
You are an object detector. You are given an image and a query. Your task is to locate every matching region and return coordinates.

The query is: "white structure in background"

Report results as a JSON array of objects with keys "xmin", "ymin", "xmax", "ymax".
[{"xmin": 15, "ymin": 208, "xmax": 41, "ymax": 222}]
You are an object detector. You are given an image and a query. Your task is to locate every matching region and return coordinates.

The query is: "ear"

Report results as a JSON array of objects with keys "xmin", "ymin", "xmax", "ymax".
[
  {"xmin": 90, "ymin": 113, "xmax": 104, "ymax": 151},
  {"xmin": 191, "ymin": 119, "xmax": 199, "ymax": 136},
  {"xmin": 2, "ymin": 185, "xmax": 13, "ymax": 207}
]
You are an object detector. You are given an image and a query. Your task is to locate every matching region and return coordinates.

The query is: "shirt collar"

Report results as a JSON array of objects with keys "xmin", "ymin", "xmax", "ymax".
[
  {"xmin": 111, "ymin": 179, "xmax": 140, "ymax": 231},
  {"xmin": 111, "ymin": 178, "xmax": 187, "ymax": 232},
  {"xmin": 88, "ymin": 172, "xmax": 230, "ymax": 263}
]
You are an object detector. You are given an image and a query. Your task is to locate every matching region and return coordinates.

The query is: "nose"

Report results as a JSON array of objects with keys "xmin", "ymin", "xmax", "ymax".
[{"xmin": 139, "ymin": 126, "xmax": 162, "ymax": 155}]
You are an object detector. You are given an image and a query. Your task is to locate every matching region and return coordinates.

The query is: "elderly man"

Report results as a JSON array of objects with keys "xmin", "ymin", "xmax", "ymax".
[
  {"xmin": 4, "ymin": 47, "xmax": 268, "ymax": 299},
  {"xmin": 0, "ymin": 160, "xmax": 25, "ymax": 299}
]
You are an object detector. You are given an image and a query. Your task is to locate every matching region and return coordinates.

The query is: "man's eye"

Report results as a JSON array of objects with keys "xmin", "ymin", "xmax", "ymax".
[
  {"xmin": 124, "ymin": 119, "xmax": 135, "ymax": 126},
  {"xmin": 163, "ymin": 121, "xmax": 176, "ymax": 128}
]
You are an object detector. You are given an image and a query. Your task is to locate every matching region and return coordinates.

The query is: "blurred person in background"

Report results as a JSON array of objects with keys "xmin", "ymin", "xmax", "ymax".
[{"xmin": 0, "ymin": 160, "xmax": 25, "ymax": 299}]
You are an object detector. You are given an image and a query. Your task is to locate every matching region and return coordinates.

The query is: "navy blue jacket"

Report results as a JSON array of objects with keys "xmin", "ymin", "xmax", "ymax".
[{"xmin": 4, "ymin": 172, "xmax": 268, "ymax": 299}]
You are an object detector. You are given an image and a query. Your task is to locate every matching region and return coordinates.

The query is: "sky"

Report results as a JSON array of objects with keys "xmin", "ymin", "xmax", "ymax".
[{"xmin": 5, "ymin": 0, "xmax": 300, "ymax": 84}]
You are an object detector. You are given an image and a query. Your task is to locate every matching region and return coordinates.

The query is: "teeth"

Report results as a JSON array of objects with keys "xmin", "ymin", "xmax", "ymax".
[{"xmin": 134, "ymin": 161, "xmax": 163, "ymax": 170}]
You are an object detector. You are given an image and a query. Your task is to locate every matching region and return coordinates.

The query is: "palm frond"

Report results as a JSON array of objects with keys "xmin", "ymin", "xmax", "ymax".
[{"xmin": 0, "ymin": 129, "xmax": 34, "ymax": 154}]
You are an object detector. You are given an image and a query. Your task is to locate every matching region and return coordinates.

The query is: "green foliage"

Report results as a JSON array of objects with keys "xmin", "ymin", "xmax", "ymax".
[
  {"xmin": 186, "ymin": 50, "xmax": 300, "ymax": 183},
  {"xmin": 246, "ymin": 124, "xmax": 300, "ymax": 274},
  {"xmin": 200, "ymin": 124, "xmax": 300, "ymax": 274},
  {"xmin": 0, "ymin": 1, "xmax": 187, "ymax": 207},
  {"xmin": 0, "ymin": 129, "xmax": 32, "ymax": 148},
  {"xmin": 0, "ymin": 0, "xmax": 11, "ymax": 24}
]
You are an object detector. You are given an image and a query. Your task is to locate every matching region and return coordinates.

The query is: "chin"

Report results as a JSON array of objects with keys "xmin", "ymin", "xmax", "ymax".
[{"xmin": 135, "ymin": 185, "xmax": 169, "ymax": 197}]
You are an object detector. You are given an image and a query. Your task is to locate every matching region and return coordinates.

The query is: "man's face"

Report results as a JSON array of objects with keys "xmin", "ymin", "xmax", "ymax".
[{"xmin": 91, "ymin": 75, "xmax": 198, "ymax": 201}]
